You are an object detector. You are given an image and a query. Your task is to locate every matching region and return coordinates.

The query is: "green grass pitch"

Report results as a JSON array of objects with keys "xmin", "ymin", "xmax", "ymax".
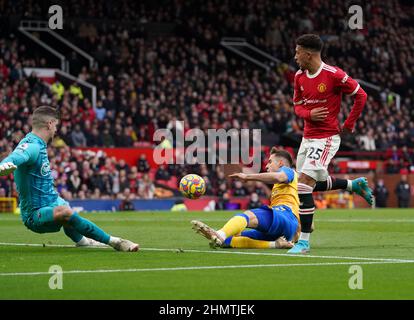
[{"xmin": 0, "ymin": 209, "xmax": 413, "ymax": 300}]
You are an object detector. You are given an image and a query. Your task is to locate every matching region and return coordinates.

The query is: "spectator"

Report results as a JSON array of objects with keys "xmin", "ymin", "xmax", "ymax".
[
  {"xmin": 395, "ymin": 175, "xmax": 411, "ymax": 208},
  {"xmin": 374, "ymin": 179, "xmax": 389, "ymax": 208},
  {"xmin": 138, "ymin": 173, "xmax": 155, "ymax": 199},
  {"xmin": 116, "ymin": 159, "xmax": 130, "ymax": 174},
  {"xmin": 51, "ymin": 80, "xmax": 65, "ymax": 101},
  {"xmin": 155, "ymin": 165, "xmax": 171, "ymax": 181},
  {"xmin": 232, "ymin": 180, "xmax": 247, "ymax": 197},
  {"xmin": 119, "ymin": 194, "xmax": 135, "ymax": 211},
  {"xmin": 215, "ymin": 192, "xmax": 230, "ymax": 210},
  {"xmin": 247, "ymin": 193, "xmax": 262, "ymax": 209},
  {"xmin": 102, "ymin": 128, "xmax": 114, "ymax": 147},
  {"xmin": 87, "ymin": 127, "xmax": 103, "ymax": 147},
  {"xmin": 67, "ymin": 170, "xmax": 82, "ymax": 194},
  {"xmin": 137, "ymin": 154, "xmax": 150, "ymax": 173},
  {"xmin": 71, "ymin": 124, "xmax": 87, "ymax": 147}
]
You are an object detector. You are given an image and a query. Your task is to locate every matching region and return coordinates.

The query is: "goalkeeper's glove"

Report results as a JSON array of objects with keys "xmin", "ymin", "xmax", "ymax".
[{"xmin": 0, "ymin": 162, "xmax": 17, "ymax": 176}]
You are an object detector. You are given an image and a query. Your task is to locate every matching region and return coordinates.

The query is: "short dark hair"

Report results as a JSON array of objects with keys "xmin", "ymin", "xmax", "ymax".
[
  {"xmin": 32, "ymin": 106, "xmax": 59, "ymax": 129},
  {"xmin": 270, "ymin": 147, "xmax": 293, "ymax": 167},
  {"xmin": 296, "ymin": 34, "xmax": 323, "ymax": 52}
]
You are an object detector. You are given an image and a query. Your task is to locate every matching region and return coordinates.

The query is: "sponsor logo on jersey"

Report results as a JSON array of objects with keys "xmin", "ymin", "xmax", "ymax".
[
  {"xmin": 16, "ymin": 143, "xmax": 29, "ymax": 152},
  {"xmin": 302, "ymin": 98, "xmax": 327, "ymax": 105},
  {"xmin": 317, "ymin": 82, "xmax": 327, "ymax": 93}
]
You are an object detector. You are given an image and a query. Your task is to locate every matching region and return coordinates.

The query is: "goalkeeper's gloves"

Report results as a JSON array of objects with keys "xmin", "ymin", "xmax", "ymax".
[{"xmin": 0, "ymin": 162, "xmax": 17, "ymax": 176}]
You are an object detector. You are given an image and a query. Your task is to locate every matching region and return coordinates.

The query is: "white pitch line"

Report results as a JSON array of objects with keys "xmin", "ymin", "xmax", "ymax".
[
  {"xmin": 0, "ymin": 260, "xmax": 413, "ymax": 277},
  {"xmin": 0, "ymin": 242, "xmax": 413, "ymax": 263},
  {"xmin": 146, "ymin": 248, "xmax": 414, "ymax": 263}
]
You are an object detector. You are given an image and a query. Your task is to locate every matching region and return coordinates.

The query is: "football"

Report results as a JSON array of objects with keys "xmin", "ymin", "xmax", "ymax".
[{"xmin": 179, "ymin": 174, "xmax": 206, "ymax": 199}]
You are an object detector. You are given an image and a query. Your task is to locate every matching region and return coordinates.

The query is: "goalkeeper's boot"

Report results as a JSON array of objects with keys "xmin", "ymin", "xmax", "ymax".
[
  {"xmin": 287, "ymin": 240, "xmax": 310, "ymax": 254},
  {"xmin": 352, "ymin": 177, "xmax": 375, "ymax": 207},
  {"xmin": 110, "ymin": 238, "xmax": 139, "ymax": 252},
  {"xmin": 191, "ymin": 220, "xmax": 224, "ymax": 248}
]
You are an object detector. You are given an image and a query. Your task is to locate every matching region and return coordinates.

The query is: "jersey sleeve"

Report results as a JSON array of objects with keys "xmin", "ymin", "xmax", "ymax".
[
  {"xmin": 279, "ymin": 166, "xmax": 295, "ymax": 183},
  {"xmin": 0, "ymin": 142, "xmax": 40, "ymax": 167},
  {"xmin": 293, "ymin": 71, "xmax": 303, "ymax": 105},
  {"xmin": 334, "ymin": 68, "xmax": 360, "ymax": 96},
  {"xmin": 293, "ymin": 71, "xmax": 312, "ymax": 120}
]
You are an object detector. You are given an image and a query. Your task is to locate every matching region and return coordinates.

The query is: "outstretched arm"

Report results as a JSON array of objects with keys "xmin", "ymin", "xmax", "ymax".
[
  {"xmin": 230, "ymin": 171, "xmax": 289, "ymax": 184},
  {"xmin": 0, "ymin": 143, "xmax": 39, "ymax": 175}
]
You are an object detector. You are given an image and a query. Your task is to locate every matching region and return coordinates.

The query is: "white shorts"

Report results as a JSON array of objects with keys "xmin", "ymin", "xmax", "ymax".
[{"xmin": 296, "ymin": 135, "xmax": 341, "ymax": 181}]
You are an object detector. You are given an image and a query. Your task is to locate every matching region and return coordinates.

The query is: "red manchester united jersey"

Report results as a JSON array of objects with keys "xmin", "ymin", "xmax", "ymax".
[{"xmin": 293, "ymin": 62, "xmax": 361, "ymax": 139}]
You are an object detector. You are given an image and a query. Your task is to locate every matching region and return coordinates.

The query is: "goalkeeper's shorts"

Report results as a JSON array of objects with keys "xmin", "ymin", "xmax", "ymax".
[{"xmin": 23, "ymin": 197, "xmax": 69, "ymax": 233}]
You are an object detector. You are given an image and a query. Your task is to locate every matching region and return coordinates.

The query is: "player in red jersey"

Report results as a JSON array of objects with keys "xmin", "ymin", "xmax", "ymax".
[{"xmin": 288, "ymin": 34, "xmax": 374, "ymax": 254}]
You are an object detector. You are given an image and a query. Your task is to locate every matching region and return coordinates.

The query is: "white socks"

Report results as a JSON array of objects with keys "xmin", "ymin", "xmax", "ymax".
[{"xmin": 216, "ymin": 230, "xmax": 226, "ymax": 241}]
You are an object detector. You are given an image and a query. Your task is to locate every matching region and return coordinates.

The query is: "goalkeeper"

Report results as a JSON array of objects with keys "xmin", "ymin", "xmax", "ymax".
[
  {"xmin": 192, "ymin": 148, "xmax": 299, "ymax": 249},
  {"xmin": 0, "ymin": 106, "xmax": 138, "ymax": 252}
]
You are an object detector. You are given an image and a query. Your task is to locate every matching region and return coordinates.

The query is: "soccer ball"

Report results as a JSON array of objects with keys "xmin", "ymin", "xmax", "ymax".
[{"xmin": 179, "ymin": 174, "xmax": 206, "ymax": 199}]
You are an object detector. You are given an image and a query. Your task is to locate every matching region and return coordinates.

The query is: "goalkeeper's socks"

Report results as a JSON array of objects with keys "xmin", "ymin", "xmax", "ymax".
[
  {"xmin": 63, "ymin": 226, "xmax": 84, "ymax": 243},
  {"xmin": 314, "ymin": 176, "xmax": 352, "ymax": 192},
  {"xmin": 218, "ymin": 214, "xmax": 249, "ymax": 239},
  {"xmin": 68, "ymin": 212, "xmax": 111, "ymax": 244}
]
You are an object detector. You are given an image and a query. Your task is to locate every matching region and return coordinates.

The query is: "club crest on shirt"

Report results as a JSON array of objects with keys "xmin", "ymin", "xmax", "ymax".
[
  {"xmin": 40, "ymin": 162, "xmax": 51, "ymax": 176},
  {"xmin": 317, "ymin": 82, "xmax": 327, "ymax": 93}
]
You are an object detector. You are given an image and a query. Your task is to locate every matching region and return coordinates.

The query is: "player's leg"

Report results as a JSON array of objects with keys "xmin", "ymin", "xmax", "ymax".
[
  {"xmin": 192, "ymin": 206, "xmax": 272, "ymax": 248},
  {"xmin": 314, "ymin": 176, "xmax": 374, "ymax": 206},
  {"xmin": 63, "ymin": 226, "xmax": 107, "ymax": 247},
  {"xmin": 46, "ymin": 198, "xmax": 106, "ymax": 247},
  {"xmin": 290, "ymin": 137, "xmax": 316, "ymax": 253},
  {"xmin": 223, "ymin": 229, "xmax": 293, "ymax": 249},
  {"xmin": 192, "ymin": 210, "xmax": 257, "ymax": 248},
  {"xmin": 53, "ymin": 206, "xmax": 139, "ymax": 252}
]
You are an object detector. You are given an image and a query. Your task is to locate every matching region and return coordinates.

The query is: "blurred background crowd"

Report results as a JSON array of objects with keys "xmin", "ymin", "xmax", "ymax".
[{"xmin": 1, "ymin": 0, "xmax": 414, "ymax": 204}]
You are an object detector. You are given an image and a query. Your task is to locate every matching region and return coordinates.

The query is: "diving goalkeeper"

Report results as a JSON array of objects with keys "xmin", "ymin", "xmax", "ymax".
[{"xmin": 0, "ymin": 106, "xmax": 138, "ymax": 252}]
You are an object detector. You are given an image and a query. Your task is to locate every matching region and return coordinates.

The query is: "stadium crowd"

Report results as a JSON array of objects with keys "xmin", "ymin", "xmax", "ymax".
[{"xmin": 1, "ymin": 0, "xmax": 414, "ymax": 200}]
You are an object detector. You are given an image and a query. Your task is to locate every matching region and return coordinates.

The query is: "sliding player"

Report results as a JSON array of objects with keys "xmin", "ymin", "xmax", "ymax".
[
  {"xmin": 0, "ymin": 106, "xmax": 138, "ymax": 252},
  {"xmin": 192, "ymin": 148, "xmax": 298, "ymax": 249}
]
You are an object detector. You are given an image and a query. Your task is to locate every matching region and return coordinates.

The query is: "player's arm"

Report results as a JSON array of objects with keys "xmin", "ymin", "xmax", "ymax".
[
  {"xmin": 293, "ymin": 72, "xmax": 328, "ymax": 121},
  {"xmin": 336, "ymin": 70, "xmax": 368, "ymax": 132},
  {"xmin": 0, "ymin": 143, "xmax": 39, "ymax": 176},
  {"xmin": 292, "ymin": 71, "xmax": 312, "ymax": 121},
  {"xmin": 230, "ymin": 167, "xmax": 295, "ymax": 184}
]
